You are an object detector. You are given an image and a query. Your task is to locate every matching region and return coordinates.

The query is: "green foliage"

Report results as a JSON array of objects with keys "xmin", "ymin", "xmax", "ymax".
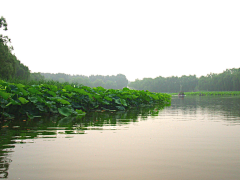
[
  {"xmin": 0, "ymin": 16, "xmax": 30, "ymax": 81},
  {"xmin": 58, "ymin": 107, "xmax": 73, "ymax": 117},
  {"xmin": 129, "ymin": 68, "xmax": 240, "ymax": 93},
  {"xmin": 41, "ymin": 73, "xmax": 128, "ymax": 89},
  {"xmin": 0, "ymin": 79, "xmax": 171, "ymax": 120}
]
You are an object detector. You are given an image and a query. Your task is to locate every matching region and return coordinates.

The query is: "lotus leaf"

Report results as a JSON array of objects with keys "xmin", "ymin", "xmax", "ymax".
[
  {"xmin": 75, "ymin": 109, "xmax": 86, "ymax": 115},
  {"xmin": 58, "ymin": 107, "xmax": 73, "ymax": 117},
  {"xmin": 28, "ymin": 87, "xmax": 41, "ymax": 94},
  {"xmin": 114, "ymin": 98, "xmax": 122, "ymax": 105},
  {"xmin": 28, "ymin": 96, "xmax": 39, "ymax": 103},
  {"xmin": 120, "ymin": 99, "xmax": 127, "ymax": 106},
  {"xmin": 104, "ymin": 96, "xmax": 112, "ymax": 101},
  {"xmin": 18, "ymin": 97, "xmax": 29, "ymax": 104},
  {"xmin": 47, "ymin": 91, "xmax": 56, "ymax": 97},
  {"xmin": 64, "ymin": 85, "xmax": 74, "ymax": 92},
  {"xmin": 0, "ymin": 90, "xmax": 12, "ymax": 100}
]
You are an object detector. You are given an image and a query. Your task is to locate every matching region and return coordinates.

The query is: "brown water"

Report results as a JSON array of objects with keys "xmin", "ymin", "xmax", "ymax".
[{"xmin": 1, "ymin": 96, "xmax": 240, "ymax": 180}]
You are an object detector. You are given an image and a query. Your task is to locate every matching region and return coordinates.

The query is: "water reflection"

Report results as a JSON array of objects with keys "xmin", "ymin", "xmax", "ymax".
[
  {"xmin": 169, "ymin": 96, "xmax": 240, "ymax": 123},
  {"xmin": 1, "ymin": 96, "xmax": 240, "ymax": 179},
  {"xmin": 0, "ymin": 104, "xmax": 166, "ymax": 178}
]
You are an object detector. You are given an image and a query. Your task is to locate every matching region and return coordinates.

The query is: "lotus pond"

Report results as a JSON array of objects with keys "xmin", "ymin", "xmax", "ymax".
[{"xmin": 0, "ymin": 80, "xmax": 171, "ymax": 120}]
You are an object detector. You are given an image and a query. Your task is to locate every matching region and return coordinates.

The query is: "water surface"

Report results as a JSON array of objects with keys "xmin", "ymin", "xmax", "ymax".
[{"xmin": 1, "ymin": 96, "xmax": 240, "ymax": 180}]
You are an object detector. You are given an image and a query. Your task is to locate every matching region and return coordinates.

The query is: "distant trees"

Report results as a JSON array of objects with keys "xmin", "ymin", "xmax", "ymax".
[
  {"xmin": 198, "ymin": 68, "xmax": 240, "ymax": 91},
  {"xmin": 129, "ymin": 68, "xmax": 240, "ymax": 92},
  {"xmin": 30, "ymin": 72, "xmax": 45, "ymax": 81},
  {"xmin": 129, "ymin": 75, "xmax": 198, "ymax": 93},
  {"xmin": 0, "ymin": 16, "xmax": 30, "ymax": 80},
  {"xmin": 40, "ymin": 73, "xmax": 128, "ymax": 89}
]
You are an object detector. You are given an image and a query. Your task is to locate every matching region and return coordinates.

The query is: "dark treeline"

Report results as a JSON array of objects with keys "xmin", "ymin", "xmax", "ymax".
[
  {"xmin": 40, "ymin": 73, "xmax": 129, "ymax": 89},
  {"xmin": 129, "ymin": 68, "xmax": 240, "ymax": 93},
  {"xmin": 0, "ymin": 16, "xmax": 30, "ymax": 80}
]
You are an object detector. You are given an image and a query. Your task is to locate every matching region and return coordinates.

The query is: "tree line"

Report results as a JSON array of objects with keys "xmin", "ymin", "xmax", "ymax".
[
  {"xmin": 1, "ymin": 16, "xmax": 239, "ymax": 92},
  {"xmin": 128, "ymin": 68, "xmax": 240, "ymax": 93},
  {"xmin": 0, "ymin": 16, "xmax": 30, "ymax": 80},
  {"xmin": 198, "ymin": 68, "xmax": 240, "ymax": 91},
  {"xmin": 40, "ymin": 73, "xmax": 129, "ymax": 89}
]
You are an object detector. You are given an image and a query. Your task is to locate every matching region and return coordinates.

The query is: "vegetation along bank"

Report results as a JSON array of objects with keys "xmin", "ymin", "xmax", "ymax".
[{"xmin": 0, "ymin": 80, "xmax": 171, "ymax": 120}]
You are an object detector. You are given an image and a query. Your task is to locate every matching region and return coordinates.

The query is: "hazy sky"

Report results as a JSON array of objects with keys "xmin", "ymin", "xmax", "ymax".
[{"xmin": 1, "ymin": 0, "xmax": 240, "ymax": 81}]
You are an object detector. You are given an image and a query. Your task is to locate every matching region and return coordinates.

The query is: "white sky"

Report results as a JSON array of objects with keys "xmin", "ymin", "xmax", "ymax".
[{"xmin": 1, "ymin": 0, "xmax": 240, "ymax": 81}]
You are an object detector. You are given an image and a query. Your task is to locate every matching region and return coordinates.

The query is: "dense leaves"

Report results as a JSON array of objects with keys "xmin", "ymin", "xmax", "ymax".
[{"xmin": 0, "ymin": 80, "xmax": 171, "ymax": 120}]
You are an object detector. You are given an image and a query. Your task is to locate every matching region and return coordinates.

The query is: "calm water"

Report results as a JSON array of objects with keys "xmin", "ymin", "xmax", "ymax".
[{"xmin": 1, "ymin": 96, "xmax": 240, "ymax": 180}]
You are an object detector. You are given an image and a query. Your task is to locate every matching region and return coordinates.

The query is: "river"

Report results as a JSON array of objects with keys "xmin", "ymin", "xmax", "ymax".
[{"xmin": 1, "ymin": 95, "xmax": 240, "ymax": 180}]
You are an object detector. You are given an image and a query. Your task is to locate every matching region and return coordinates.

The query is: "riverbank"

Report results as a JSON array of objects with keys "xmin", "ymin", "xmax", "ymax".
[{"xmin": 0, "ymin": 79, "xmax": 171, "ymax": 120}]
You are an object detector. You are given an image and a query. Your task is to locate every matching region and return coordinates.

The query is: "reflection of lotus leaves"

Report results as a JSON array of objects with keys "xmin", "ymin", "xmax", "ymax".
[
  {"xmin": 64, "ymin": 130, "xmax": 85, "ymax": 134},
  {"xmin": 0, "ymin": 164, "xmax": 9, "ymax": 171},
  {"xmin": 0, "ymin": 171, "xmax": 8, "ymax": 178},
  {"xmin": 58, "ymin": 116, "xmax": 75, "ymax": 125}
]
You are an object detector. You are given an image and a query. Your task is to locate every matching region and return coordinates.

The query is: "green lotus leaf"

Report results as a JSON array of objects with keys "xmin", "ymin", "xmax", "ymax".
[
  {"xmin": 45, "ymin": 101, "xmax": 56, "ymax": 106},
  {"xmin": 102, "ymin": 100, "xmax": 110, "ymax": 105},
  {"xmin": 73, "ymin": 88, "xmax": 87, "ymax": 95},
  {"xmin": 104, "ymin": 96, "xmax": 112, "ymax": 101},
  {"xmin": 16, "ymin": 84, "xmax": 25, "ymax": 88},
  {"xmin": 122, "ymin": 87, "xmax": 130, "ymax": 91},
  {"xmin": 75, "ymin": 109, "xmax": 86, "ymax": 115},
  {"xmin": 58, "ymin": 107, "xmax": 73, "ymax": 117},
  {"xmin": 16, "ymin": 85, "xmax": 28, "ymax": 96},
  {"xmin": 93, "ymin": 94, "xmax": 101, "ymax": 100},
  {"xmin": 28, "ymin": 87, "xmax": 41, "ymax": 94},
  {"xmin": 18, "ymin": 97, "xmax": 29, "ymax": 104},
  {"xmin": 120, "ymin": 99, "xmax": 127, "ymax": 106},
  {"xmin": 47, "ymin": 90, "xmax": 56, "ymax": 97},
  {"xmin": 64, "ymin": 85, "xmax": 74, "ymax": 92},
  {"xmin": 64, "ymin": 93, "xmax": 73, "ymax": 97},
  {"xmin": 28, "ymin": 96, "xmax": 38, "ymax": 103},
  {"xmin": 48, "ymin": 97, "xmax": 70, "ymax": 105},
  {"xmin": 8, "ymin": 85, "xmax": 18, "ymax": 92},
  {"xmin": 114, "ymin": 98, "xmax": 122, "ymax": 105},
  {"xmin": 0, "ymin": 90, "xmax": 12, "ymax": 100},
  {"xmin": 57, "ymin": 98, "xmax": 70, "ymax": 105},
  {"xmin": 49, "ymin": 85, "xmax": 58, "ymax": 92}
]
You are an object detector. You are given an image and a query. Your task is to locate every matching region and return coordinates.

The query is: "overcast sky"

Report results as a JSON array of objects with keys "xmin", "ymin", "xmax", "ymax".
[{"xmin": 1, "ymin": 0, "xmax": 240, "ymax": 81}]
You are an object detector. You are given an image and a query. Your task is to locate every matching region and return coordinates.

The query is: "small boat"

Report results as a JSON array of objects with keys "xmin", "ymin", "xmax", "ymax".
[{"xmin": 178, "ymin": 92, "xmax": 185, "ymax": 96}]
